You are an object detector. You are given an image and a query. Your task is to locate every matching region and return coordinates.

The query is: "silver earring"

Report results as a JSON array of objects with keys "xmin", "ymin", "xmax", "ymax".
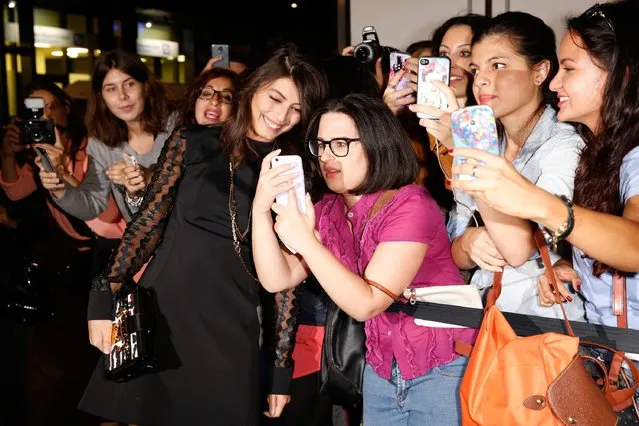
[{"xmin": 535, "ymin": 80, "xmax": 541, "ymax": 85}]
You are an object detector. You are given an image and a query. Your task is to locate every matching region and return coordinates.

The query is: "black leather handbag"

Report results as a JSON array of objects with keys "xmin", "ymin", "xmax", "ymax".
[
  {"xmin": 104, "ymin": 281, "xmax": 158, "ymax": 382},
  {"xmin": 319, "ymin": 298, "xmax": 366, "ymax": 407}
]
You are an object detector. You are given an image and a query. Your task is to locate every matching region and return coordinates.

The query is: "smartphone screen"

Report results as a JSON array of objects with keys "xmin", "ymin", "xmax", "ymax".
[
  {"xmin": 416, "ymin": 57, "xmax": 451, "ymax": 119},
  {"xmin": 211, "ymin": 44, "xmax": 230, "ymax": 68}
]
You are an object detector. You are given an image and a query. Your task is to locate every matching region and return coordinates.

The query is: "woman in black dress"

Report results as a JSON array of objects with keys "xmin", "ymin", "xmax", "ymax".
[{"xmin": 78, "ymin": 45, "xmax": 327, "ymax": 426}]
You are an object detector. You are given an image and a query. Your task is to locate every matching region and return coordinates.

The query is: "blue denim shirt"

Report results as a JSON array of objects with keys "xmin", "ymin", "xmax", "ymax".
[{"xmin": 447, "ymin": 106, "xmax": 586, "ymax": 319}]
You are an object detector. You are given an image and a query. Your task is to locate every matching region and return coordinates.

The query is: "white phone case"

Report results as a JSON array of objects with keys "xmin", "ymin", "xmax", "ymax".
[
  {"xmin": 271, "ymin": 155, "xmax": 307, "ymax": 254},
  {"xmin": 270, "ymin": 155, "xmax": 307, "ymax": 215}
]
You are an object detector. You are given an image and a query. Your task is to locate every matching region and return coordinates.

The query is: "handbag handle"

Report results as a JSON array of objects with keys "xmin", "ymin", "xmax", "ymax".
[{"xmin": 486, "ymin": 227, "xmax": 575, "ymax": 337}]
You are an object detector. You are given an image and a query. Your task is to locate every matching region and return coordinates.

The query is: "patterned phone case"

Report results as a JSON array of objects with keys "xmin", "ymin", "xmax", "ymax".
[
  {"xmin": 451, "ymin": 105, "xmax": 500, "ymax": 180},
  {"xmin": 416, "ymin": 57, "xmax": 451, "ymax": 119},
  {"xmin": 389, "ymin": 52, "xmax": 411, "ymax": 92}
]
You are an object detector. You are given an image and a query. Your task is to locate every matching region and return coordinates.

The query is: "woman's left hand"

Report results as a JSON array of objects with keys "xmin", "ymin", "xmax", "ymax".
[
  {"xmin": 271, "ymin": 190, "xmax": 316, "ymax": 254},
  {"xmin": 263, "ymin": 394, "xmax": 291, "ymax": 418},
  {"xmin": 450, "ymin": 147, "xmax": 544, "ymax": 220}
]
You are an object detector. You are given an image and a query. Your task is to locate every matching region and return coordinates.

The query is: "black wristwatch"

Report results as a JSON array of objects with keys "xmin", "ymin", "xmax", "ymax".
[{"xmin": 541, "ymin": 195, "xmax": 575, "ymax": 252}]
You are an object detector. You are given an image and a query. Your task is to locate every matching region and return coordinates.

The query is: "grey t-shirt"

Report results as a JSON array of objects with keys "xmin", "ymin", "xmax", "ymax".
[{"xmin": 54, "ymin": 115, "xmax": 177, "ymax": 223}]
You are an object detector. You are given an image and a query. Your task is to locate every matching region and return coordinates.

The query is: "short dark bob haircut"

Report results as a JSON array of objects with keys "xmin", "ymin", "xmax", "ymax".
[{"xmin": 305, "ymin": 93, "xmax": 418, "ymax": 195}]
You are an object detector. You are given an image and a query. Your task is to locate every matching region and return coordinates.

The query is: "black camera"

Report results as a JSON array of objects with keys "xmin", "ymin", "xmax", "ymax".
[
  {"xmin": 21, "ymin": 97, "xmax": 55, "ymax": 145},
  {"xmin": 353, "ymin": 26, "xmax": 384, "ymax": 70},
  {"xmin": 419, "ymin": 58, "xmax": 430, "ymax": 66}
]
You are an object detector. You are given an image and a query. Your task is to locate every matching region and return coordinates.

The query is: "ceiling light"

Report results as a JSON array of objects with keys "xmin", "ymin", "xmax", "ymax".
[
  {"xmin": 145, "ymin": 21, "xmax": 152, "ymax": 28},
  {"xmin": 177, "ymin": 55, "xmax": 185, "ymax": 63},
  {"xmin": 51, "ymin": 50, "xmax": 64, "ymax": 57},
  {"xmin": 291, "ymin": 3, "xmax": 298, "ymax": 8},
  {"xmin": 67, "ymin": 47, "xmax": 88, "ymax": 54},
  {"xmin": 34, "ymin": 42, "xmax": 51, "ymax": 48},
  {"xmin": 8, "ymin": 0, "xmax": 16, "ymax": 8}
]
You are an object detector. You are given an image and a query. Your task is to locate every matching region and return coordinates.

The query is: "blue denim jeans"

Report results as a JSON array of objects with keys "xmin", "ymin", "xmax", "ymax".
[{"xmin": 362, "ymin": 356, "xmax": 467, "ymax": 426}]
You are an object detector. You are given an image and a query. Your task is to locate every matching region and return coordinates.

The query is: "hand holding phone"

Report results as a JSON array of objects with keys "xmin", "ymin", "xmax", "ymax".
[
  {"xmin": 416, "ymin": 57, "xmax": 451, "ymax": 119},
  {"xmin": 211, "ymin": 44, "xmax": 230, "ymax": 68},
  {"xmin": 270, "ymin": 155, "xmax": 307, "ymax": 254},
  {"xmin": 451, "ymin": 105, "xmax": 500, "ymax": 181},
  {"xmin": 270, "ymin": 155, "xmax": 307, "ymax": 215}
]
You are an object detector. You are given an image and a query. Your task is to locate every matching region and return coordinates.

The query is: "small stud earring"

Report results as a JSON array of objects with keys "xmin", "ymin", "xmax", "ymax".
[{"xmin": 535, "ymin": 80, "xmax": 541, "ymax": 85}]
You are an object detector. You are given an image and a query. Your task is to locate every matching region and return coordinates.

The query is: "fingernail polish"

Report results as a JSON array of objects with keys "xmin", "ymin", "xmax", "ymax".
[
  {"xmin": 566, "ymin": 296, "xmax": 573, "ymax": 302},
  {"xmin": 448, "ymin": 148, "xmax": 454, "ymax": 153}
]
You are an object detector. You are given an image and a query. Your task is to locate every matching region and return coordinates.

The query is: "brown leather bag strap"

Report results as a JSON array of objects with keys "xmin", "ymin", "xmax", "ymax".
[
  {"xmin": 613, "ymin": 273, "xmax": 628, "ymax": 328},
  {"xmin": 608, "ymin": 273, "xmax": 628, "ymax": 392},
  {"xmin": 368, "ymin": 190, "xmax": 399, "ymax": 219},
  {"xmin": 362, "ymin": 189, "xmax": 400, "ymax": 301},
  {"xmin": 485, "ymin": 227, "xmax": 575, "ymax": 337},
  {"xmin": 366, "ymin": 279, "xmax": 401, "ymax": 302}
]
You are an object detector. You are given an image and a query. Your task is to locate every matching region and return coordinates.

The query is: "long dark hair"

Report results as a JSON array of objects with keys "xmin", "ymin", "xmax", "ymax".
[
  {"xmin": 472, "ymin": 12, "xmax": 558, "ymax": 143},
  {"xmin": 21, "ymin": 80, "xmax": 86, "ymax": 165},
  {"xmin": 569, "ymin": 0, "xmax": 639, "ymax": 275},
  {"xmin": 87, "ymin": 49, "xmax": 174, "ymax": 147},
  {"xmin": 221, "ymin": 44, "xmax": 327, "ymax": 167},
  {"xmin": 305, "ymin": 94, "xmax": 418, "ymax": 195},
  {"xmin": 175, "ymin": 68, "xmax": 242, "ymax": 128},
  {"xmin": 432, "ymin": 13, "xmax": 489, "ymax": 106}
]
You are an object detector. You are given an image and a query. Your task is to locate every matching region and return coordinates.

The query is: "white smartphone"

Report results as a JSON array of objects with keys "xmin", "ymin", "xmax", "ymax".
[
  {"xmin": 270, "ymin": 155, "xmax": 306, "ymax": 215},
  {"xmin": 211, "ymin": 44, "xmax": 230, "ymax": 68}
]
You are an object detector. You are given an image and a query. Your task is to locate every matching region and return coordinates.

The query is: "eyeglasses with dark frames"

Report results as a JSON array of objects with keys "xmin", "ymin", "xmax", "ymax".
[
  {"xmin": 198, "ymin": 87, "xmax": 234, "ymax": 104},
  {"xmin": 308, "ymin": 137, "xmax": 361, "ymax": 158},
  {"xmin": 584, "ymin": 3, "xmax": 615, "ymax": 34}
]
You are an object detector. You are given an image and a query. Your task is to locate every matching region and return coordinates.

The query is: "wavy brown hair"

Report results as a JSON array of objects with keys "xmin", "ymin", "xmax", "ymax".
[
  {"xmin": 221, "ymin": 44, "xmax": 328, "ymax": 167},
  {"xmin": 568, "ymin": 0, "xmax": 639, "ymax": 275},
  {"xmin": 86, "ymin": 49, "xmax": 174, "ymax": 147},
  {"xmin": 175, "ymin": 68, "xmax": 242, "ymax": 128}
]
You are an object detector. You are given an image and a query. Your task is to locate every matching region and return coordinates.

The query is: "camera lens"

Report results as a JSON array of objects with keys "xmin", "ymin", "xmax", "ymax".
[
  {"xmin": 31, "ymin": 130, "xmax": 43, "ymax": 142},
  {"xmin": 354, "ymin": 45, "xmax": 371, "ymax": 63},
  {"xmin": 419, "ymin": 58, "xmax": 429, "ymax": 65}
]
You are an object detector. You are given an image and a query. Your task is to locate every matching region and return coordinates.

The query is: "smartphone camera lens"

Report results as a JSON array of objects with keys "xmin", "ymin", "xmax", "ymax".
[
  {"xmin": 470, "ymin": 120, "xmax": 476, "ymax": 126},
  {"xmin": 419, "ymin": 58, "xmax": 429, "ymax": 65}
]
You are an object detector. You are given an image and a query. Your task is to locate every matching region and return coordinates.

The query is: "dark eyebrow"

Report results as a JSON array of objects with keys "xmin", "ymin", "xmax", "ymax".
[
  {"xmin": 440, "ymin": 43, "xmax": 471, "ymax": 50},
  {"xmin": 102, "ymin": 77, "xmax": 134, "ymax": 88},
  {"xmin": 560, "ymin": 58, "xmax": 576, "ymax": 65}
]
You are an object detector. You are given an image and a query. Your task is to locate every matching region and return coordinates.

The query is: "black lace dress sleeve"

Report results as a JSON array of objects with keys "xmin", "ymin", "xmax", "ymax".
[
  {"xmin": 87, "ymin": 127, "xmax": 187, "ymax": 320},
  {"xmin": 269, "ymin": 287, "xmax": 301, "ymax": 395}
]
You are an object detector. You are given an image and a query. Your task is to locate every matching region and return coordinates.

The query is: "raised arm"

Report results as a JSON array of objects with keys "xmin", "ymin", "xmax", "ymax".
[
  {"xmin": 88, "ymin": 128, "xmax": 186, "ymax": 322},
  {"xmin": 105, "ymin": 128, "xmax": 186, "ymax": 284},
  {"xmin": 52, "ymin": 138, "xmax": 111, "ymax": 220}
]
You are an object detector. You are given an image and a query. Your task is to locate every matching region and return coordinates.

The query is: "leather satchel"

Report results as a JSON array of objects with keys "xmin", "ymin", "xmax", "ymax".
[
  {"xmin": 319, "ymin": 190, "xmax": 397, "ymax": 407},
  {"xmin": 104, "ymin": 279, "xmax": 158, "ymax": 382},
  {"xmin": 460, "ymin": 228, "xmax": 638, "ymax": 425}
]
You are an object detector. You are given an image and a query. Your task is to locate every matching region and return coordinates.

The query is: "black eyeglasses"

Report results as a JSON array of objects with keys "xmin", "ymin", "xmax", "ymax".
[
  {"xmin": 198, "ymin": 87, "xmax": 234, "ymax": 104},
  {"xmin": 308, "ymin": 137, "xmax": 361, "ymax": 157},
  {"xmin": 584, "ymin": 3, "xmax": 615, "ymax": 34}
]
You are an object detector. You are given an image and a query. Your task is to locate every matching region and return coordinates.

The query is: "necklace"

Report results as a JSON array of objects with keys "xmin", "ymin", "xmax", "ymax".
[{"xmin": 227, "ymin": 140, "xmax": 278, "ymax": 282}]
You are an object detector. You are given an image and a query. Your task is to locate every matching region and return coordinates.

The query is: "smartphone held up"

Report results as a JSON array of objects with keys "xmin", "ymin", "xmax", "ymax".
[
  {"xmin": 270, "ymin": 154, "xmax": 307, "ymax": 254},
  {"xmin": 451, "ymin": 105, "xmax": 500, "ymax": 181},
  {"xmin": 211, "ymin": 44, "xmax": 230, "ymax": 68},
  {"xmin": 416, "ymin": 56, "xmax": 451, "ymax": 119}
]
